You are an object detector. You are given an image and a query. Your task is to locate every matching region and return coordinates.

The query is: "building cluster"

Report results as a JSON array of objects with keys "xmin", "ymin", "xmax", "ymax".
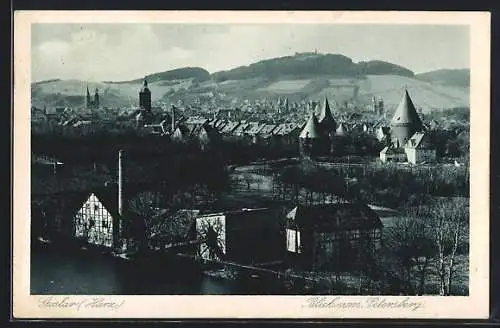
[
  {"xmin": 298, "ymin": 96, "xmax": 352, "ymax": 158},
  {"xmin": 297, "ymin": 88, "xmax": 437, "ymax": 165},
  {"xmin": 135, "ymin": 80, "xmax": 305, "ymax": 150},
  {"xmin": 378, "ymin": 89, "xmax": 437, "ymax": 165},
  {"xmin": 32, "ymin": 78, "xmax": 437, "ymax": 165},
  {"xmin": 37, "ymin": 147, "xmax": 384, "ymax": 273}
]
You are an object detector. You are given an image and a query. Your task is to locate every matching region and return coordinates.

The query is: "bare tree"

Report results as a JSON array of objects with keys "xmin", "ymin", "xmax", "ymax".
[
  {"xmin": 429, "ymin": 198, "xmax": 469, "ymax": 295},
  {"xmin": 412, "ymin": 197, "xmax": 469, "ymax": 295},
  {"xmin": 127, "ymin": 191, "xmax": 164, "ymax": 249},
  {"xmin": 385, "ymin": 216, "xmax": 435, "ymax": 295}
]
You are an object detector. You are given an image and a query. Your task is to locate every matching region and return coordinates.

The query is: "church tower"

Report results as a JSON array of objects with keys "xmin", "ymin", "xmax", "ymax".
[
  {"xmin": 86, "ymin": 85, "xmax": 92, "ymax": 109},
  {"xmin": 139, "ymin": 79, "xmax": 152, "ymax": 112},
  {"xmin": 94, "ymin": 88, "xmax": 100, "ymax": 109}
]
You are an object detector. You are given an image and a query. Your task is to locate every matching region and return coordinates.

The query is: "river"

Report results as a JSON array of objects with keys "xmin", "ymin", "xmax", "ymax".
[
  {"xmin": 30, "ymin": 243, "xmax": 240, "ymax": 295},
  {"xmin": 30, "ymin": 243, "xmax": 295, "ymax": 295}
]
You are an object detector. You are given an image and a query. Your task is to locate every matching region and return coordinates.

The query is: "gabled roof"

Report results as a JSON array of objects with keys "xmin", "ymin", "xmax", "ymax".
[
  {"xmin": 245, "ymin": 122, "xmax": 265, "ymax": 135},
  {"xmin": 286, "ymin": 203, "xmax": 382, "ymax": 231},
  {"xmin": 233, "ymin": 122, "xmax": 252, "ymax": 134},
  {"xmin": 380, "ymin": 144, "xmax": 406, "ymax": 155},
  {"xmin": 391, "ymin": 89, "xmax": 424, "ymax": 128},
  {"xmin": 405, "ymin": 131, "xmax": 432, "ymax": 149},
  {"xmin": 259, "ymin": 124, "xmax": 278, "ymax": 136},
  {"xmin": 220, "ymin": 121, "xmax": 240, "ymax": 134},
  {"xmin": 69, "ymin": 187, "xmax": 121, "ymax": 219},
  {"xmin": 299, "ymin": 113, "xmax": 321, "ymax": 139},
  {"xmin": 185, "ymin": 116, "xmax": 208, "ymax": 125}
]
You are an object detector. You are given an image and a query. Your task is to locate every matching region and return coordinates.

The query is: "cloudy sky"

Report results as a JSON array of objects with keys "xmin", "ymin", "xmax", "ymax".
[{"xmin": 31, "ymin": 23, "xmax": 469, "ymax": 83}]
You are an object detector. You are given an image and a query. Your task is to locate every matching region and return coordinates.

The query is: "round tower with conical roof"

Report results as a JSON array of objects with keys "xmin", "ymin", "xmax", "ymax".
[
  {"xmin": 299, "ymin": 111, "xmax": 324, "ymax": 158},
  {"xmin": 390, "ymin": 88, "xmax": 424, "ymax": 147}
]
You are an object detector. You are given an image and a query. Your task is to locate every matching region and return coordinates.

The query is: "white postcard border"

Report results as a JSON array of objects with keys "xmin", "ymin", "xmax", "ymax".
[{"xmin": 13, "ymin": 10, "xmax": 491, "ymax": 319}]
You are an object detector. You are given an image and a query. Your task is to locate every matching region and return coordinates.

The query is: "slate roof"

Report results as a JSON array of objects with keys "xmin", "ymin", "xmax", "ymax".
[
  {"xmin": 318, "ymin": 97, "xmax": 336, "ymax": 129},
  {"xmin": 233, "ymin": 122, "xmax": 251, "ymax": 135},
  {"xmin": 286, "ymin": 203, "xmax": 382, "ymax": 232},
  {"xmin": 245, "ymin": 122, "xmax": 265, "ymax": 135},
  {"xmin": 404, "ymin": 131, "xmax": 432, "ymax": 149},
  {"xmin": 391, "ymin": 89, "xmax": 424, "ymax": 128},
  {"xmin": 380, "ymin": 144, "xmax": 406, "ymax": 155},
  {"xmin": 299, "ymin": 113, "xmax": 321, "ymax": 139},
  {"xmin": 258, "ymin": 124, "xmax": 278, "ymax": 136},
  {"xmin": 220, "ymin": 121, "xmax": 240, "ymax": 134}
]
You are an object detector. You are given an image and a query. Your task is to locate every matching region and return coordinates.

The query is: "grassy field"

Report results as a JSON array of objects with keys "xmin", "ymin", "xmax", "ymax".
[{"xmin": 259, "ymin": 79, "xmax": 313, "ymax": 93}]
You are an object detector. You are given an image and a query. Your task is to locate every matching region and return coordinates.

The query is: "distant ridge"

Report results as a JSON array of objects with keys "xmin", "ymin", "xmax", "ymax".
[
  {"xmin": 416, "ymin": 69, "xmax": 470, "ymax": 88},
  {"xmin": 211, "ymin": 53, "xmax": 415, "ymax": 82},
  {"xmin": 30, "ymin": 53, "xmax": 469, "ymax": 111},
  {"xmin": 32, "ymin": 78, "xmax": 62, "ymax": 86},
  {"xmin": 106, "ymin": 67, "xmax": 211, "ymax": 84}
]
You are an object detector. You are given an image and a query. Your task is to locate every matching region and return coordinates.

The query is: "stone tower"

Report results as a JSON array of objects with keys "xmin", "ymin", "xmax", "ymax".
[
  {"xmin": 390, "ymin": 88, "xmax": 424, "ymax": 147},
  {"xmin": 139, "ymin": 79, "xmax": 152, "ymax": 112},
  {"xmin": 299, "ymin": 111, "xmax": 323, "ymax": 158},
  {"xmin": 94, "ymin": 88, "xmax": 100, "ymax": 109}
]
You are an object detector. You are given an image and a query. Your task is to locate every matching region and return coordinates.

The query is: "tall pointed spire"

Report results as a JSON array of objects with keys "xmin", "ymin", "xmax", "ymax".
[
  {"xmin": 86, "ymin": 84, "xmax": 91, "ymax": 108},
  {"xmin": 318, "ymin": 96, "xmax": 337, "ymax": 135},
  {"xmin": 94, "ymin": 88, "xmax": 100, "ymax": 108},
  {"xmin": 390, "ymin": 88, "xmax": 424, "ymax": 145}
]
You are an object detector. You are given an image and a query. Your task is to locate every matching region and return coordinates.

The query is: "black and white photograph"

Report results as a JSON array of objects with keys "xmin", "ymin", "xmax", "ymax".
[{"xmin": 13, "ymin": 11, "xmax": 490, "ymax": 319}]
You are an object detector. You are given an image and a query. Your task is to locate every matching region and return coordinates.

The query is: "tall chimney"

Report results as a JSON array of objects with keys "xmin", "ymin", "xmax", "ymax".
[{"xmin": 118, "ymin": 150, "xmax": 124, "ymax": 217}]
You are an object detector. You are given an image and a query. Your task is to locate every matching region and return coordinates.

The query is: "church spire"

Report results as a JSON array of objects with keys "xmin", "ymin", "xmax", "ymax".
[
  {"xmin": 86, "ymin": 84, "xmax": 91, "ymax": 108},
  {"xmin": 94, "ymin": 88, "xmax": 100, "ymax": 108},
  {"xmin": 318, "ymin": 96, "xmax": 336, "ymax": 135}
]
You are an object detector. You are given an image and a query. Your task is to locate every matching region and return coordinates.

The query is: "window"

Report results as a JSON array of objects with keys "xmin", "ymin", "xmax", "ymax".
[
  {"xmin": 286, "ymin": 229, "xmax": 296, "ymax": 252},
  {"xmin": 102, "ymin": 220, "xmax": 108, "ymax": 228},
  {"xmin": 89, "ymin": 219, "xmax": 95, "ymax": 227},
  {"xmin": 286, "ymin": 229, "xmax": 301, "ymax": 253},
  {"xmin": 94, "ymin": 204, "xmax": 99, "ymax": 211}
]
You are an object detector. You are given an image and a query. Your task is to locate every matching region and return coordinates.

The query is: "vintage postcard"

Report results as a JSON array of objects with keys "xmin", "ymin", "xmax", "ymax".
[{"xmin": 13, "ymin": 11, "xmax": 490, "ymax": 319}]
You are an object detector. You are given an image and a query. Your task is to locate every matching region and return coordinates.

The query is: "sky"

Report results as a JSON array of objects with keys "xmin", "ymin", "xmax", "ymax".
[{"xmin": 31, "ymin": 23, "xmax": 470, "ymax": 83}]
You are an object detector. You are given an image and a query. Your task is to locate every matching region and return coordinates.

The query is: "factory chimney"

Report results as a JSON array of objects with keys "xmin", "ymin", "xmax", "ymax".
[
  {"xmin": 171, "ymin": 105, "xmax": 176, "ymax": 133},
  {"xmin": 118, "ymin": 150, "xmax": 124, "ymax": 217}
]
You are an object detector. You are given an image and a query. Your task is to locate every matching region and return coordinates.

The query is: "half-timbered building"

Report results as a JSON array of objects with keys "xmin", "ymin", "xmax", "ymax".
[
  {"xmin": 73, "ymin": 190, "xmax": 122, "ymax": 249},
  {"xmin": 285, "ymin": 203, "xmax": 383, "ymax": 271}
]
